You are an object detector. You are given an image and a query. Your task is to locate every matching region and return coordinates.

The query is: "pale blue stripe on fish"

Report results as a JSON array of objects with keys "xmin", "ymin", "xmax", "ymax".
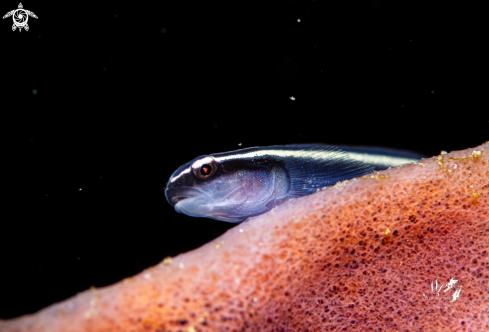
[{"xmin": 165, "ymin": 144, "xmax": 425, "ymax": 223}]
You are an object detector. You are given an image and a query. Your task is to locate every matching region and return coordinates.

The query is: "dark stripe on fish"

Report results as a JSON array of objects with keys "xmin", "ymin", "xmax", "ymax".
[{"xmin": 165, "ymin": 145, "xmax": 425, "ymax": 223}]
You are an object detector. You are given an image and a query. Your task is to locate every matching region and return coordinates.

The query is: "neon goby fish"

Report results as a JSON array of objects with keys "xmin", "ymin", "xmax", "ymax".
[
  {"xmin": 165, "ymin": 145, "xmax": 423, "ymax": 222},
  {"xmin": 1, "ymin": 143, "xmax": 488, "ymax": 331}
]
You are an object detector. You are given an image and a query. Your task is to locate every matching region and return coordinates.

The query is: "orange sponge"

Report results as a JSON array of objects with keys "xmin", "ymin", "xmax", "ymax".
[{"xmin": 2, "ymin": 144, "xmax": 489, "ymax": 332}]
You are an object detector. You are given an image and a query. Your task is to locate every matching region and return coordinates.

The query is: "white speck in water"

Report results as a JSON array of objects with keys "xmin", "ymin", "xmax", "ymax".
[
  {"xmin": 289, "ymin": 96, "xmax": 296, "ymax": 100},
  {"xmin": 144, "ymin": 273, "xmax": 151, "ymax": 279},
  {"xmin": 78, "ymin": 188, "xmax": 82, "ymax": 191},
  {"xmin": 454, "ymin": 164, "xmax": 458, "ymax": 169},
  {"xmin": 297, "ymin": 18, "xmax": 301, "ymax": 22},
  {"xmin": 239, "ymin": 228, "xmax": 244, "ymax": 233},
  {"xmin": 238, "ymin": 143, "xmax": 242, "ymax": 146},
  {"xmin": 179, "ymin": 263, "xmax": 184, "ymax": 269}
]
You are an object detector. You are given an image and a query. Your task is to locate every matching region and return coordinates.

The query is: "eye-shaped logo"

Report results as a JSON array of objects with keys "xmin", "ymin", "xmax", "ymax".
[{"xmin": 3, "ymin": 3, "xmax": 38, "ymax": 32}]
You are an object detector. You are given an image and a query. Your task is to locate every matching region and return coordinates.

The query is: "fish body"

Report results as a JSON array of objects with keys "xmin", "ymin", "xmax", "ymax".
[{"xmin": 165, "ymin": 145, "xmax": 423, "ymax": 223}]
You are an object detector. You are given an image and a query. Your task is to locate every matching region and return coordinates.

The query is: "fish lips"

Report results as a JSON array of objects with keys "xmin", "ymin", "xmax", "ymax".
[
  {"xmin": 165, "ymin": 185, "xmax": 248, "ymax": 223},
  {"xmin": 165, "ymin": 186, "xmax": 210, "ymax": 214},
  {"xmin": 165, "ymin": 186, "xmax": 205, "ymax": 206}
]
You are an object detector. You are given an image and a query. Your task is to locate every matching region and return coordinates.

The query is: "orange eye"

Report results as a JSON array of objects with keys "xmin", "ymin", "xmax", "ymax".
[
  {"xmin": 200, "ymin": 164, "xmax": 211, "ymax": 176},
  {"xmin": 191, "ymin": 156, "xmax": 216, "ymax": 180}
]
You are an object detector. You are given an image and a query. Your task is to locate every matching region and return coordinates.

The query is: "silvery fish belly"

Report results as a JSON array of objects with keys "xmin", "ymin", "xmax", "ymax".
[{"xmin": 165, "ymin": 145, "xmax": 424, "ymax": 223}]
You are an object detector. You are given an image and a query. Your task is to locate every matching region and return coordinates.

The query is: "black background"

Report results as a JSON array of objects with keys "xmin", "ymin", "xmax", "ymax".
[{"xmin": 1, "ymin": 0, "xmax": 486, "ymax": 319}]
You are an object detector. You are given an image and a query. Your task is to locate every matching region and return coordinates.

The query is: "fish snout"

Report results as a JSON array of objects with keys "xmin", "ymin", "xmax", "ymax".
[{"xmin": 165, "ymin": 186, "xmax": 207, "ymax": 208}]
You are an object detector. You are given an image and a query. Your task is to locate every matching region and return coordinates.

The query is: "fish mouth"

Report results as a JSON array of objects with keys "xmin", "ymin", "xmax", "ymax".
[{"xmin": 165, "ymin": 186, "xmax": 209, "ymax": 207}]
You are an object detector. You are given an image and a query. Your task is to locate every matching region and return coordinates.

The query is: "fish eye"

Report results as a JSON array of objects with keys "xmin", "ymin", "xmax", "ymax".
[
  {"xmin": 191, "ymin": 156, "xmax": 217, "ymax": 180},
  {"xmin": 200, "ymin": 164, "xmax": 212, "ymax": 176}
]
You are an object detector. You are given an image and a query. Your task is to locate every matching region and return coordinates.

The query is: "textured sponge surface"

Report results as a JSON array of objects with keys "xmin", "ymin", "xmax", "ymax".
[{"xmin": 2, "ymin": 145, "xmax": 489, "ymax": 332}]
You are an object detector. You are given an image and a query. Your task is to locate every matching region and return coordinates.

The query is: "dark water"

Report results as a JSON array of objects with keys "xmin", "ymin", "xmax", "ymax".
[{"xmin": 0, "ymin": 0, "xmax": 486, "ymax": 319}]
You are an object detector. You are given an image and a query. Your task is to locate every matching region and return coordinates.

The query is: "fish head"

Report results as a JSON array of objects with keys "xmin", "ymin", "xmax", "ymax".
[{"xmin": 165, "ymin": 154, "xmax": 286, "ymax": 222}]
